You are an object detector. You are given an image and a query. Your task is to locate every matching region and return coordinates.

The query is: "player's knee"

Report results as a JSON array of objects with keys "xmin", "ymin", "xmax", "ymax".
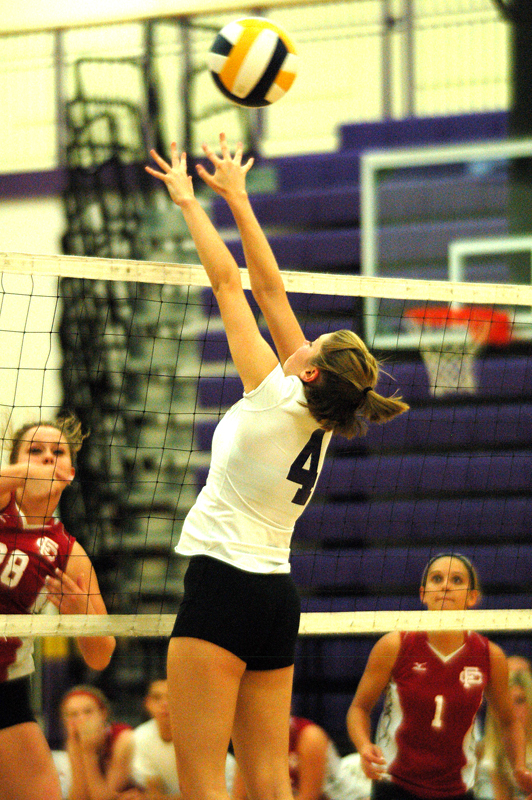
[{"xmin": 243, "ymin": 769, "xmax": 293, "ymax": 800}]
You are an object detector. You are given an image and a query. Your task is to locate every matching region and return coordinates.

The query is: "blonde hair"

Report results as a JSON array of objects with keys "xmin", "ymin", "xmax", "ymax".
[
  {"xmin": 303, "ymin": 330, "xmax": 409, "ymax": 438},
  {"xmin": 8, "ymin": 412, "xmax": 89, "ymax": 466}
]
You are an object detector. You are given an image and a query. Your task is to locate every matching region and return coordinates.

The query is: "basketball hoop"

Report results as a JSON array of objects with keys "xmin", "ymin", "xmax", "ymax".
[{"xmin": 404, "ymin": 306, "xmax": 511, "ymax": 397}]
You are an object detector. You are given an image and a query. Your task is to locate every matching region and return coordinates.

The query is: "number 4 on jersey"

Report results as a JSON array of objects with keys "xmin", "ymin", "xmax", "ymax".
[{"xmin": 287, "ymin": 430, "xmax": 326, "ymax": 505}]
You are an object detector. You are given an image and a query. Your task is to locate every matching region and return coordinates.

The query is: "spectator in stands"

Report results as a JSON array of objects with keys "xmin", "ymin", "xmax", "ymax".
[
  {"xmin": 347, "ymin": 552, "xmax": 532, "ymax": 800},
  {"xmin": 145, "ymin": 134, "xmax": 408, "ymax": 800},
  {"xmin": 481, "ymin": 668, "xmax": 532, "ymax": 800},
  {"xmin": 59, "ymin": 685, "xmax": 135, "ymax": 800},
  {"xmin": 0, "ymin": 415, "xmax": 115, "ymax": 800},
  {"xmin": 232, "ymin": 714, "xmax": 370, "ymax": 800},
  {"xmin": 118, "ymin": 678, "xmax": 235, "ymax": 799}
]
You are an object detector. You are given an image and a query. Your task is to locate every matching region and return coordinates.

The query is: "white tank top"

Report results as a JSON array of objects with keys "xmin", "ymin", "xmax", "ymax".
[{"xmin": 176, "ymin": 364, "xmax": 332, "ymax": 573}]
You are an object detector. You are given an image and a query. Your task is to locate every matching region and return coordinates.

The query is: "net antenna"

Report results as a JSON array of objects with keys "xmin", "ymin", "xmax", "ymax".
[{"xmin": 404, "ymin": 305, "xmax": 512, "ymax": 396}]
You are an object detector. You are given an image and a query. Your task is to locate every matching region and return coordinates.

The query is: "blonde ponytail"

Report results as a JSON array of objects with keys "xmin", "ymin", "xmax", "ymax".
[{"xmin": 302, "ymin": 330, "xmax": 409, "ymax": 438}]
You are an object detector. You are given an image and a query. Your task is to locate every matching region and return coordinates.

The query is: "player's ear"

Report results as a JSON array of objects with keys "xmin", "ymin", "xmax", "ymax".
[
  {"xmin": 419, "ymin": 585, "xmax": 426, "ymax": 605},
  {"xmin": 300, "ymin": 366, "xmax": 320, "ymax": 383},
  {"xmin": 465, "ymin": 588, "xmax": 479, "ymax": 609}
]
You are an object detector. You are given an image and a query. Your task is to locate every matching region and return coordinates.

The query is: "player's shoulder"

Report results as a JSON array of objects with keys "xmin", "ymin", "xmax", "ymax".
[
  {"xmin": 243, "ymin": 363, "xmax": 302, "ymax": 405},
  {"xmin": 371, "ymin": 630, "xmax": 402, "ymax": 661}
]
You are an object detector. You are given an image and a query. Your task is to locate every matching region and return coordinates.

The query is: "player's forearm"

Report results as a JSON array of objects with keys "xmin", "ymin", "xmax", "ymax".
[
  {"xmin": 80, "ymin": 750, "xmax": 118, "ymax": 800},
  {"xmin": 76, "ymin": 635, "xmax": 115, "ymax": 671},
  {"xmin": 347, "ymin": 705, "xmax": 372, "ymax": 753},
  {"xmin": 67, "ymin": 743, "xmax": 91, "ymax": 800},
  {"xmin": 179, "ymin": 198, "xmax": 243, "ymax": 295},
  {"xmin": 226, "ymin": 193, "xmax": 286, "ymax": 300}
]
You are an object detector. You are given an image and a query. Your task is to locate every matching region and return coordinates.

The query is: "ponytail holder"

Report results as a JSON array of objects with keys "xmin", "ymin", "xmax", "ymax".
[{"xmin": 362, "ymin": 386, "xmax": 372, "ymax": 396}]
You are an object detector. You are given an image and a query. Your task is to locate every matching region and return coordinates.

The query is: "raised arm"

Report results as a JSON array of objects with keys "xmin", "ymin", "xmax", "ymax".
[
  {"xmin": 146, "ymin": 144, "xmax": 278, "ymax": 392},
  {"xmin": 196, "ymin": 133, "xmax": 307, "ymax": 366}
]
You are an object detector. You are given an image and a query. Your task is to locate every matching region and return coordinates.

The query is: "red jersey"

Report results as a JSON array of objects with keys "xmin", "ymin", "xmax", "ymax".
[
  {"xmin": 376, "ymin": 630, "xmax": 490, "ymax": 799},
  {"xmin": 0, "ymin": 494, "xmax": 75, "ymax": 681}
]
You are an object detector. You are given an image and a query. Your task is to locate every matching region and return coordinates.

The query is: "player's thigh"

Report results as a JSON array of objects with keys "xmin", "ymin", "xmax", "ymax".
[
  {"xmin": 167, "ymin": 637, "xmax": 246, "ymax": 787},
  {"xmin": 0, "ymin": 722, "xmax": 62, "ymax": 800},
  {"xmin": 231, "ymin": 666, "xmax": 294, "ymax": 800}
]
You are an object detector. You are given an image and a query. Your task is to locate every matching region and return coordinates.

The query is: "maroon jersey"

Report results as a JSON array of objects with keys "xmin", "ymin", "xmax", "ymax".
[
  {"xmin": 0, "ymin": 494, "xmax": 75, "ymax": 681},
  {"xmin": 376, "ymin": 630, "xmax": 490, "ymax": 799}
]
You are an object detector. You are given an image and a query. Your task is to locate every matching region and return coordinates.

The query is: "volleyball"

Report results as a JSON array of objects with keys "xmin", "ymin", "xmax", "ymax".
[{"xmin": 207, "ymin": 18, "xmax": 298, "ymax": 108}]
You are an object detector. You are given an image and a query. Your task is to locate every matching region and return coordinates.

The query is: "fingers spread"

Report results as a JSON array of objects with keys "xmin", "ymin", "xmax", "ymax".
[{"xmin": 149, "ymin": 149, "xmax": 171, "ymax": 172}]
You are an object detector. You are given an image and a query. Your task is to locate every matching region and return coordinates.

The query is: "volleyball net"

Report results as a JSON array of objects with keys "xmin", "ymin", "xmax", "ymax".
[{"xmin": 0, "ymin": 250, "xmax": 531, "ymax": 639}]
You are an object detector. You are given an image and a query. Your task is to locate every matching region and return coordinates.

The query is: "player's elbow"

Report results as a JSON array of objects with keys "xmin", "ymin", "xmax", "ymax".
[{"xmin": 80, "ymin": 636, "xmax": 116, "ymax": 671}]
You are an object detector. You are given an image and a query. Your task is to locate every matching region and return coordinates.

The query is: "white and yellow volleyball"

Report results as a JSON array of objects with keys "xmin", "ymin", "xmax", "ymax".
[{"xmin": 207, "ymin": 18, "xmax": 298, "ymax": 108}]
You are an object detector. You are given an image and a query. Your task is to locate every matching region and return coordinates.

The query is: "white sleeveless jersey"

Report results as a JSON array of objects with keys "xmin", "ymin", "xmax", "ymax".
[{"xmin": 176, "ymin": 364, "xmax": 332, "ymax": 573}]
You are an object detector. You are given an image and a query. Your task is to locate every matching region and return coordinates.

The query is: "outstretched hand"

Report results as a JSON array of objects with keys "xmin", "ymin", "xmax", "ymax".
[
  {"xmin": 145, "ymin": 143, "xmax": 195, "ymax": 206},
  {"xmin": 196, "ymin": 132, "xmax": 254, "ymax": 200}
]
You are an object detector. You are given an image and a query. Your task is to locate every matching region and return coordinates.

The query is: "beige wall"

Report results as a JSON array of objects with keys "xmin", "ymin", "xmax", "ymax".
[{"xmin": 0, "ymin": 1, "xmax": 508, "ymax": 173}]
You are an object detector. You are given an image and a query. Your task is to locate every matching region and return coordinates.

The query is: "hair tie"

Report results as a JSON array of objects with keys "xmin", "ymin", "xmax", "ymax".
[{"xmin": 362, "ymin": 387, "xmax": 371, "ymax": 396}]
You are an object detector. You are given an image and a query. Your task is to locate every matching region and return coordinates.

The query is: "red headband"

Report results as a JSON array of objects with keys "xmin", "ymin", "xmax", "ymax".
[{"xmin": 62, "ymin": 689, "xmax": 107, "ymax": 710}]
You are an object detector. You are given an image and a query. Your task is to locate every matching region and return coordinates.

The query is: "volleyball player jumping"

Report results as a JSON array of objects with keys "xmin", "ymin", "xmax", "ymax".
[
  {"xmin": 146, "ymin": 132, "xmax": 408, "ymax": 800},
  {"xmin": 0, "ymin": 416, "xmax": 115, "ymax": 800},
  {"xmin": 347, "ymin": 553, "xmax": 532, "ymax": 800}
]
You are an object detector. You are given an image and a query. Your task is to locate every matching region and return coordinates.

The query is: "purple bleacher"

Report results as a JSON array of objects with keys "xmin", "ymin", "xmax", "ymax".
[
  {"xmin": 211, "ymin": 171, "xmax": 507, "ymax": 231},
  {"xmin": 331, "ymin": 403, "xmax": 532, "ymax": 454},
  {"xmin": 198, "ymin": 375, "xmax": 243, "ymax": 409},
  {"xmin": 300, "ymin": 592, "xmax": 532, "ymax": 613},
  {"xmin": 223, "ymin": 217, "xmax": 507, "ymax": 272},
  {"xmin": 378, "ymin": 216, "xmax": 507, "ymax": 264},
  {"xmin": 212, "ymin": 184, "xmax": 359, "ymax": 229},
  {"xmin": 200, "ymin": 287, "xmax": 359, "ymax": 317},
  {"xmin": 266, "ymin": 112, "xmax": 508, "ymax": 192},
  {"xmin": 338, "ymin": 111, "xmax": 509, "ymax": 151},
  {"xmin": 301, "ymin": 594, "xmax": 422, "ymax": 613},
  {"xmin": 290, "ymin": 544, "xmax": 532, "ymax": 593},
  {"xmin": 476, "ymin": 355, "xmax": 532, "ymax": 398},
  {"xmin": 294, "ymin": 497, "xmax": 532, "ymax": 544},
  {"xmin": 316, "ymin": 450, "xmax": 532, "ymax": 497},
  {"xmin": 264, "ymin": 150, "xmax": 361, "ymax": 192},
  {"xmin": 225, "ymin": 227, "xmax": 359, "ymax": 271}
]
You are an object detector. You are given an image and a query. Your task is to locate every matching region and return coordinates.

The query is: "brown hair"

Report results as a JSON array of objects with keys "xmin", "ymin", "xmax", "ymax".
[
  {"xmin": 420, "ymin": 552, "xmax": 481, "ymax": 594},
  {"xmin": 60, "ymin": 685, "xmax": 111, "ymax": 716},
  {"xmin": 8, "ymin": 412, "xmax": 89, "ymax": 466},
  {"xmin": 302, "ymin": 330, "xmax": 409, "ymax": 438}
]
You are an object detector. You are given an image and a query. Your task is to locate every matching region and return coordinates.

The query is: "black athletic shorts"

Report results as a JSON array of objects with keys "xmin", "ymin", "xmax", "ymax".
[
  {"xmin": 0, "ymin": 676, "xmax": 36, "ymax": 730},
  {"xmin": 171, "ymin": 555, "xmax": 301, "ymax": 670},
  {"xmin": 372, "ymin": 780, "xmax": 475, "ymax": 800}
]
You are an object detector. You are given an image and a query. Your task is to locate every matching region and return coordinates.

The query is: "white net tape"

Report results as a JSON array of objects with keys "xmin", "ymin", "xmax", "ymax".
[{"xmin": 2, "ymin": 609, "xmax": 532, "ymax": 637}]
